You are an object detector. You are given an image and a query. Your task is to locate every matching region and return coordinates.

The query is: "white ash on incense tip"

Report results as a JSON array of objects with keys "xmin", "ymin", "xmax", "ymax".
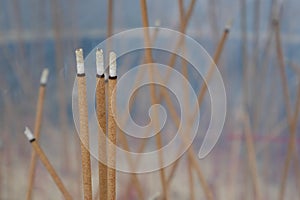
[
  {"xmin": 40, "ymin": 68, "xmax": 49, "ymax": 85},
  {"xmin": 24, "ymin": 127, "xmax": 35, "ymax": 141},
  {"xmin": 75, "ymin": 48, "xmax": 85, "ymax": 74},
  {"xmin": 109, "ymin": 51, "xmax": 117, "ymax": 77},
  {"xmin": 96, "ymin": 48, "xmax": 104, "ymax": 76}
]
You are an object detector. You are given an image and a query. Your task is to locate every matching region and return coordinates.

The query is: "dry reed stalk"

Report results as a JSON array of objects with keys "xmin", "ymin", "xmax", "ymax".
[
  {"xmin": 26, "ymin": 68, "xmax": 49, "ymax": 200},
  {"xmin": 242, "ymin": 112, "xmax": 261, "ymax": 200},
  {"xmin": 96, "ymin": 49, "xmax": 108, "ymax": 200},
  {"xmin": 76, "ymin": 48, "xmax": 93, "ymax": 200},
  {"xmin": 274, "ymin": 20, "xmax": 300, "ymax": 200},
  {"xmin": 107, "ymin": 52, "xmax": 117, "ymax": 200},
  {"xmin": 139, "ymin": 1, "xmax": 168, "ymax": 199},
  {"xmin": 24, "ymin": 127, "xmax": 72, "ymax": 200}
]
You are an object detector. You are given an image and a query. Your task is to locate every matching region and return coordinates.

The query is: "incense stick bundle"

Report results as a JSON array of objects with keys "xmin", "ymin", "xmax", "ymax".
[
  {"xmin": 107, "ymin": 52, "xmax": 117, "ymax": 200},
  {"xmin": 96, "ymin": 48, "xmax": 108, "ymax": 200},
  {"xmin": 24, "ymin": 127, "xmax": 72, "ymax": 200},
  {"xmin": 26, "ymin": 68, "xmax": 49, "ymax": 200},
  {"xmin": 75, "ymin": 48, "xmax": 93, "ymax": 200}
]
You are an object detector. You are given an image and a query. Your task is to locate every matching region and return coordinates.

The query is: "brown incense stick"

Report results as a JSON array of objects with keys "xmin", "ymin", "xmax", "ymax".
[
  {"xmin": 121, "ymin": 22, "xmax": 160, "ymax": 200},
  {"xmin": 161, "ymin": 21, "xmax": 231, "ymax": 198},
  {"xmin": 187, "ymin": 157, "xmax": 195, "ymax": 200},
  {"xmin": 95, "ymin": 49, "xmax": 108, "ymax": 200},
  {"xmin": 139, "ymin": 1, "xmax": 169, "ymax": 199},
  {"xmin": 26, "ymin": 68, "xmax": 49, "ymax": 200},
  {"xmin": 107, "ymin": 52, "xmax": 117, "ymax": 200},
  {"xmin": 188, "ymin": 148, "xmax": 214, "ymax": 200},
  {"xmin": 242, "ymin": 112, "xmax": 261, "ymax": 200},
  {"xmin": 121, "ymin": 0, "xmax": 197, "ymax": 163},
  {"xmin": 76, "ymin": 48, "xmax": 93, "ymax": 200},
  {"xmin": 129, "ymin": 20, "xmax": 230, "ymax": 200},
  {"xmin": 197, "ymin": 20, "xmax": 231, "ymax": 104},
  {"xmin": 24, "ymin": 127, "xmax": 72, "ymax": 200},
  {"xmin": 274, "ymin": 20, "xmax": 300, "ymax": 200},
  {"xmin": 166, "ymin": 21, "xmax": 231, "ymax": 186}
]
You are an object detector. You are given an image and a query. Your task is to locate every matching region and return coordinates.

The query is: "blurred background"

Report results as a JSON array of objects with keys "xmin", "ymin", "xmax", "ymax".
[{"xmin": 1, "ymin": 0, "xmax": 300, "ymax": 199}]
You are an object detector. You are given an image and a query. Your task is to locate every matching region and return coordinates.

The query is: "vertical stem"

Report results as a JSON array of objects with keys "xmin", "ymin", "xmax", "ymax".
[
  {"xmin": 187, "ymin": 157, "xmax": 195, "ymax": 200},
  {"xmin": 274, "ymin": 20, "xmax": 300, "ymax": 200},
  {"xmin": 243, "ymin": 112, "xmax": 261, "ymax": 200},
  {"xmin": 24, "ymin": 128, "xmax": 72, "ymax": 199},
  {"xmin": 96, "ymin": 77, "xmax": 107, "ymax": 199},
  {"xmin": 96, "ymin": 49, "xmax": 107, "ymax": 200},
  {"xmin": 107, "ymin": 52, "xmax": 117, "ymax": 200},
  {"xmin": 76, "ymin": 49, "xmax": 93, "ymax": 200},
  {"xmin": 26, "ymin": 69, "xmax": 49, "ymax": 200},
  {"xmin": 139, "ymin": 1, "xmax": 168, "ymax": 199},
  {"xmin": 188, "ymin": 149, "xmax": 214, "ymax": 200}
]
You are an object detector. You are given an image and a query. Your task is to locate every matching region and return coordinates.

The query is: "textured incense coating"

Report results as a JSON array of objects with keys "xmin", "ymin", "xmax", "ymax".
[
  {"xmin": 77, "ymin": 76, "xmax": 93, "ymax": 200},
  {"xmin": 96, "ymin": 49, "xmax": 107, "ymax": 199},
  {"xmin": 26, "ymin": 68, "xmax": 48, "ymax": 200},
  {"xmin": 24, "ymin": 128, "xmax": 72, "ymax": 200},
  {"xmin": 107, "ymin": 78, "xmax": 117, "ymax": 200},
  {"xmin": 107, "ymin": 52, "xmax": 117, "ymax": 200},
  {"xmin": 76, "ymin": 49, "xmax": 93, "ymax": 200}
]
